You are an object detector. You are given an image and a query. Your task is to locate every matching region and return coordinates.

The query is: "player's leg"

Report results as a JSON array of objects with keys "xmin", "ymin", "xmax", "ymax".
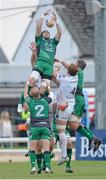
[
  {"xmin": 41, "ymin": 62, "xmax": 53, "ymax": 90},
  {"xmin": 35, "ymin": 140, "xmax": 43, "ymax": 174},
  {"xmin": 29, "ymin": 127, "xmax": 41, "ymax": 174},
  {"xmin": 30, "ymin": 70, "xmax": 41, "ymax": 87},
  {"xmin": 57, "ymin": 102, "xmax": 75, "ymax": 164},
  {"xmin": 50, "ymin": 136, "xmax": 56, "ymax": 159},
  {"xmin": 31, "ymin": 60, "xmax": 46, "ymax": 87},
  {"xmin": 71, "ymin": 95, "xmax": 94, "ymax": 139},
  {"xmin": 41, "ymin": 127, "xmax": 52, "ymax": 173},
  {"xmin": 29, "ymin": 140, "xmax": 37, "ymax": 174},
  {"xmin": 66, "ymin": 137, "xmax": 73, "ymax": 173},
  {"xmin": 56, "ymin": 110, "xmax": 68, "ymax": 163},
  {"xmin": 68, "ymin": 95, "xmax": 102, "ymax": 151},
  {"xmin": 42, "ymin": 136, "xmax": 55, "ymax": 173}
]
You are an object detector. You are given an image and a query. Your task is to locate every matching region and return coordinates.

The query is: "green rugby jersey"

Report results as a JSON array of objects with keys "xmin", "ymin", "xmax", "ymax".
[
  {"xmin": 25, "ymin": 96, "xmax": 49, "ymax": 120},
  {"xmin": 35, "ymin": 35, "xmax": 59, "ymax": 66},
  {"xmin": 77, "ymin": 68, "xmax": 84, "ymax": 92},
  {"xmin": 18, "ymin": 86, "xmax": 32, "ymax": 105}
]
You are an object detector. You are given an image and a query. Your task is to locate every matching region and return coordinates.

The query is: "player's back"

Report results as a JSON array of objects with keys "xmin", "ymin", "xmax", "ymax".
[
  {"xmin": 26, "ymin": 97, "xmax": 49, "ymax": 120},
  {"xmin": 57, "ymin": 74, "xmax": 78, "ymax": 103}
]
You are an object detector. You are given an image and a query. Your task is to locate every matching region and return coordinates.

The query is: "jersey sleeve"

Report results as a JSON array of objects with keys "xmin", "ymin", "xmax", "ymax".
[
  {"xmin": 56, "ymin": 74, "xmax": 65, "ymax": 82},
  {"xmin": 44, "ymin": 97, "xmax": 52, "ymax": 104},
  {"xmin": 18, "ymin": 91, "xmax": 25, "ymax": 104},
  {"xmin": 25, "ymin": 96, "xmax": 32, "ymax": 105},
  {"xmin": 52, "ymin": 37, "xmax": 59, "ymax": 46},
  {"xmin": 77, "ymin": 70, "xmax": 84, "ymax": 91},
  {"xmin": 35, "ymin": 35, "xmax": 42, "ymax": 46}
]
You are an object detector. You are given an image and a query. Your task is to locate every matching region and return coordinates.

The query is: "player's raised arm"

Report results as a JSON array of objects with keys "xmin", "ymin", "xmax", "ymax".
[
  {"xmin": 52, "ymin": 69, "xmax": 60, "ymax": 86},
  {"xmin": 55, "ymin": 58, "xmax": 69, "ymax": 69},
  {"xmin": 53, "ymin": 12, "xmax": 62, "ymax": 41},
  {"xmin": 61, "ymin": 61, "xmax": 69, "ymax": 69},
  {"xmin": 24, "ymin": 81, "xmax": 30, "ymax": 99},
  {"xmin": 35, "ymin": 9, "xmax": 51, "ymax": 37},
  {"xmin": 29, "ymin": 41, "xmax": 37, "ymax": 67}
]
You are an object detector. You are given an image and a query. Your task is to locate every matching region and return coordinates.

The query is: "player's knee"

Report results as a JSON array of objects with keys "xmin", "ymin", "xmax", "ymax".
[{"xmin": 31, "ymin": 70, "xmax": 41, "ymax": 80}]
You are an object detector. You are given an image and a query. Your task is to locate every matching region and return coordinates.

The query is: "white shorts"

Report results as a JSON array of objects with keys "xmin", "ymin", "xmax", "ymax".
[
  {"xmin": 31, "ymin": 70, "xmax": 41, "ymax": 87},
  {"xmin": 56, "ymin": 102, "xmax": 75, "ymax": 122}
]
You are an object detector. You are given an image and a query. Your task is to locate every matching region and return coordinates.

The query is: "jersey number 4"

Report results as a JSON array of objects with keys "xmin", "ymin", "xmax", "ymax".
[
  {"xmin": 71, "ymin": 87, "xmax": 76, "ymax": 95},
  {"xmin": 35, "ymin": 105, "xmax": 44, "ymax": 117}
]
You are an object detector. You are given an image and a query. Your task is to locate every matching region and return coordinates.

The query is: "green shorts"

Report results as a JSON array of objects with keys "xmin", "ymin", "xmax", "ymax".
[
  {"xmin": 34, "ymin": 60, "xmax": 53, "ymax": 79},
  {"xmin": 29, "ymin": 127, "xmax": 51, "ymax": 141},
  {"xmin": 73, "ymin": 95, "xmax": 85, "ymax": 117}
]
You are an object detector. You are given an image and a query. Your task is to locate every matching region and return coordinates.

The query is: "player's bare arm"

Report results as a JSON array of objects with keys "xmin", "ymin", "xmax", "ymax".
[
  {"xmin": 52, "ymin": 69, "xmax": 60, "ymax": 86},
  {"xmin": 55, "ymin": 58, "xmax": 70, "ymax": 69},
  {"xmin": 29, "ymin": 41, "xmax": 37, "ymax": 67},
  {"xmin": 24, "ymin": 81, "xmax": 30, "ymax": 98},
  {"xmin": 36, "ymin": 9, "xmax": 51, "ymax": 37},
  {"xmin": 53, "ymin": 12, "xmax": 62, "ymax": 41},
  {"xmin": 61, "ymin": 61, "xmax": 70, "ymax": 69}
]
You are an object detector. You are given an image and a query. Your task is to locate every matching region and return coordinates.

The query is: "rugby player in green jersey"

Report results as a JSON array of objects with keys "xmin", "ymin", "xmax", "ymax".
[
  {"xmin": 24, "ymin": 80, "xmax": 52, "ymax": 174},
  {"xmin": 31, "ymin": 9, "xmax": 61, "ymax": 89},
  {"xmin": 17, "ymin": 77, "xmax": 37, "ymax": 113},
  {"xmin": 55, "ymin": 58, "xmax": 102, "ymax": 154}
]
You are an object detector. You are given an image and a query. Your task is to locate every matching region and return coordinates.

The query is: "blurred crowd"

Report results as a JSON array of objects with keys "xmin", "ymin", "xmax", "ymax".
[{"xmin": 0, "ymin": 110, "xmax": 28, "ymax": 147}]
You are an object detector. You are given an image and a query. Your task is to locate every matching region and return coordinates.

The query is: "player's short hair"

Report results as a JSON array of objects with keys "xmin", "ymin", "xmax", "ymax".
[
  {"xmin": 77, "ymin": 59, "xmax": 86, "ymax": 70},
  {"xmin": 68, "ymin": 63, "xmax": 79, "ymax": 76},
  {"xmin": 30, "ymin": 86, "xmax": 40, "ymax": 97},
  {"xmin": 41, "ymin": 30, "xmax": 50, "ymax": 37}
]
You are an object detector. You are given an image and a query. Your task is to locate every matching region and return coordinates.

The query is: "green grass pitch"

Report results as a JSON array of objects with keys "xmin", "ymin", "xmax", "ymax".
[{"xmin": 0, "ymin": 161, "xmax": 106, "ymax": 179}]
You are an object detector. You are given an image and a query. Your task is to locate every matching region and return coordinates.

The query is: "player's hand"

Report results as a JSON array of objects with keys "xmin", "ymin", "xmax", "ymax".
[
  {"xmin": 29, "ymin": 42, "xmax": 37, "ymax": 52},
  {"xmin": 54, "ymin": 58, "xmax": 62, "ymax": 63},
  {"xmin": 44, "ymin": 9, "xmax": 51, "ymax": 16},
  {"xmin": 52, "ymin": 11, "xmax": 57, "ymax": 22},
  {"xmin": 58, "ymin": 102, "xmax": 68, "ymax": 111}
]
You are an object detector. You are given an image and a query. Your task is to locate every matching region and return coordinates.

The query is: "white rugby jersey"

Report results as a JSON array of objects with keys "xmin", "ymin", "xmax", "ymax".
[{"xmin": 56, "ymin": 74, "xmax": 78, "ymax": 105}]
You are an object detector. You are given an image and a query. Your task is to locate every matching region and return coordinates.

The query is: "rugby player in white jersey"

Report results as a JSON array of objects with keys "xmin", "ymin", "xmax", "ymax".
[{"xmin": 53, "ymin": 63, "xmax": 78, "ymax": 163}]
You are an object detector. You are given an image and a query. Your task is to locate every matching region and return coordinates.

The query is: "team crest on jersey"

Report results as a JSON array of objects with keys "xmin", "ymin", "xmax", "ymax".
[{"xmin": 45, "ymin": 43, "xmax": 53, "ymax": 52}]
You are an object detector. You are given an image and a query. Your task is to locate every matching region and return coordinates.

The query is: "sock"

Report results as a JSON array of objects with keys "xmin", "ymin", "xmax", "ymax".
[
  {"xmin": 59, "ymin": 132, "xmax": 67, "ymax": 158},
  {"xmin": 42, "ymin": 153, "xmax": 46, "ymax": 170},
  {"xmin": 66, "ymin": 148, "xmax": 72, "ymax": 169},
  {"xmin": 77, "ymin": 125, "xmax": 93, "ymax": 140},
  {"xmin": 50, "ymin": 152, "xmax": 55, "ymax": 159},
  {"xmin": 36, "ymin": 153, "xmax": 42, "ymax": 170},
  {"xmin": 44, "ymin": 151, "xmax": 51, "ymax": 169},
  {"xmin": 29, "ymin": 150, "xmax": 36, "ymax": 168}
]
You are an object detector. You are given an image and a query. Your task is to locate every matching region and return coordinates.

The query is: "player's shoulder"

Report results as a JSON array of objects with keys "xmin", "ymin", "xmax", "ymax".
[
  {"xmin": 69, "ymin": 75, "xmax": 78, "ymax": 82},
  {"xmin": 41, "ymin": 97, "xmax": 52, "ymax": 104},
  {"xmin": 78, "ymin": 68, "xmax": 83, "ymax": 75},
  {"xmin": 39, "ymin": 97, "xmax": 46, "ymax": 102}
]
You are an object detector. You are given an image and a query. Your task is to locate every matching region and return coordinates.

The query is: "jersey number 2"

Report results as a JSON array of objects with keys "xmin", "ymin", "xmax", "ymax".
[{"xmin": 35, "ymin": 105, "xmax": 44, "ymax": 117}]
